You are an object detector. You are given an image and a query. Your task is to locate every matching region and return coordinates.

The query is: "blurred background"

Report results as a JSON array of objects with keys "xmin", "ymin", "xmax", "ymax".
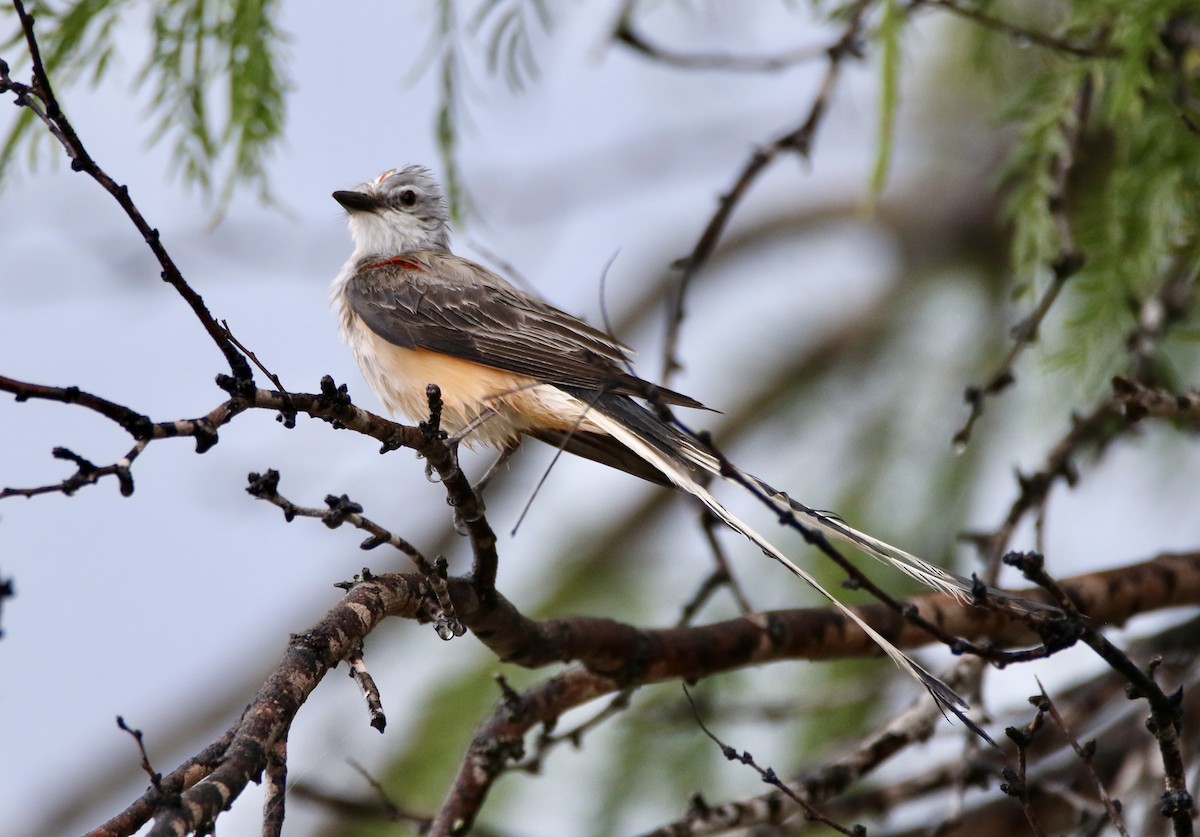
[{"xmin": 3, "ymin": 2, "xmax": 1200, "ymax": 835}]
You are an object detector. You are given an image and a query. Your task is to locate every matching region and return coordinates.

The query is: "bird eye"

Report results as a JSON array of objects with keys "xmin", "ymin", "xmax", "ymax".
[{"xmin": 399, "ymin": 190, "xmax": 417, "ymax": 207}]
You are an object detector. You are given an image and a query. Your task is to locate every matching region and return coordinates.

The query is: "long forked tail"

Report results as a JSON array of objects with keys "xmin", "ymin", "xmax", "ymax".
[
  {"xmin": 555, "ymin": 389, "xmax": 1052, "ymax": 616},
  {"xmin": 746, "ymin": 480, "xmax": 1057, "ymax": 615},
  {"xmin": 578, "ymin": 402, "xmax": 972, "ymax": 716}
]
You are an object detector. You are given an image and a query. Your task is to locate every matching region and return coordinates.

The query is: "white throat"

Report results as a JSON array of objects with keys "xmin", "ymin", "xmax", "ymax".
[{"xmin": 346, "ymin": 209, "xmax": 434, "ymax": 259}]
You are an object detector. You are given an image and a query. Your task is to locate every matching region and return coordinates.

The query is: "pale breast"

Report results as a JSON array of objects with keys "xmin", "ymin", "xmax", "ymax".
[{"xmin": 341, "ymin": 310, "xmax": 604, "ymax": 447}]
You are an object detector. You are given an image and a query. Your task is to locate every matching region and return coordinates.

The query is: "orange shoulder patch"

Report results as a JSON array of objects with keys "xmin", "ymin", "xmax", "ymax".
[{"xmin": 364, "ymin": 255, "xmax": 422, "ymax": 272}]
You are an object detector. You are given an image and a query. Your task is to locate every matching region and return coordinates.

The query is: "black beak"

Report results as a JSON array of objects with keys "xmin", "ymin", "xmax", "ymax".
[{"xmin": 333, "ymin": 190, "xmax": 387, "ymax": 213}]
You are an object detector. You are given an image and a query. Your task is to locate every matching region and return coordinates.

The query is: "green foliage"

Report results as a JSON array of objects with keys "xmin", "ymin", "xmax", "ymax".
[
  {"xmin": 1, "ymin": 0, "xmax": 134, "ymax": 167},
  {"xmin": 870, "ymin": 0, "xmax": 902, "ymax": 200},
  {"xmin": 428, "ymin": 0, "xmax": 555, "ymax": 223},
  {"xmin": 2, "ymin": 0, "xmax": 288, "ymax": 210},
  {"xmin": 990, "ymin": 1, "xmax": 1200, "ymax": 392},
  {"xmin": 2, "ymin": 1, "xmax": 564, "ymax": 219},
  {"xmin": 1002, "ymin": 67, "xmax": 1083, "ymax": 291},
  {"xmin": 432, "ymin": 0, "xmax": 468, "ymax": 226},
  {"xmin": 217, "ymin": 0, "xmax": 288, "ymax": 205},
  {"xmin": 471, "ymin": 0, "xmax": 551, "ymax": 92}
]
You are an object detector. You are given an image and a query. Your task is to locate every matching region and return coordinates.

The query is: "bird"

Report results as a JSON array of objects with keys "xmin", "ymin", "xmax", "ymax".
[{"xmin": 331, "ymin": 165, "xmax": 998, "ymax": 717}]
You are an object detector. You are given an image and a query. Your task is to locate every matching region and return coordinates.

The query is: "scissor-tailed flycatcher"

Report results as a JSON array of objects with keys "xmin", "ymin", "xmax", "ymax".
[{"xmin": 331, "ymin": 165, "xmax": 989, "ymax": 712}]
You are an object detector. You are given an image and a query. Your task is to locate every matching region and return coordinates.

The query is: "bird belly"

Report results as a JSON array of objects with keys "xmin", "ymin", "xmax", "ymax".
[{"xmin": 343, "ymin": 314, "xmax": 604, "ymax": 447}]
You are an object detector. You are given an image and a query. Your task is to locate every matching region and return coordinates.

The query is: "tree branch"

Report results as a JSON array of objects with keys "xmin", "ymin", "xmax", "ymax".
[
  {"xmin": 613, "ymin": 6, "xmax": 828, "ymax": 73},
  {"xmin": 659, "ymin": 0, "xmax": 874, "ymax": 383},
  {"xmin": 2, "ymin": 0, "xmax": 253, "ymax": 383}
]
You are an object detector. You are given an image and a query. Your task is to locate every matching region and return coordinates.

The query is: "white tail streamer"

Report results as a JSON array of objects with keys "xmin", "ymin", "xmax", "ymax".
[{"xmin": 583, "ymin": 407, "xmax": 968, "ymax": 712}]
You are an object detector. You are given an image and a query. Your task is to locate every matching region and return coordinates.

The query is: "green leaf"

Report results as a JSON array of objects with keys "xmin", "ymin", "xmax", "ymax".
[
  {"xmin": 2, "ymin": 0, "xmax": 289, "ymax": 209},
  {"xmin": 869, "ymin": 0, "xmax": 901, "ymax": 202}
]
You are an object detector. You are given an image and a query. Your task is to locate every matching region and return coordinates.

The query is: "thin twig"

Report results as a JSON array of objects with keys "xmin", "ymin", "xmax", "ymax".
[
  {"xmin": 1009, "ymin": 552, "xmax": 1194, "ymax": 837},
  {"xmin": 677, "ymin": 508, "xmax": 754, "ymax": 624},
  {"xmin": 4, "ymin": 0, "xmax": 253, "ymax": 382},
  {"xmin": 1, "ymin": 440, "xmax": 145, "ymax": 499},
  {"xmin": 681, "ymin": 685, "xmax": 862, "ymax": 835},
  {"xmin": 1037, "ymin": 681, "xmax": 1131, "ymax": 837},
  {"xmin": 614, "ymin": 9, "xmax": 828, "ymax": 73},
  {"xmin": 115, "ymin": 717, "xmax": 162, "ymax": 793},
  {"xmin": 641, "ymin": 666, "xmax": 962, "ymax": 836},
  {"xmin": 346, "ymin": 641, "xmax": 387, "ymax": 733},
  {"xmin": 244, "ymin": 469, "xmax": 433, "ymax": 573},
  {"xmin": 660, "ymin": 0, "xmax": 875, "ymax": 384},
  {"xmin": 915, "ymin": 0, "xmax": 1120, "ymax": 59},
  {"xmin": 955, "ymin": 75, "xmax": 1092, "ymax": 447},
  {"xmin": 1001, "ymin": 702, "xmax": 1051, "ymax": 837}
]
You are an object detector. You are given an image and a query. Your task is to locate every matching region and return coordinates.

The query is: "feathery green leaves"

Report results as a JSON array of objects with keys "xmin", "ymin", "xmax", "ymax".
[
  {"xmin": 991, "ymin": 1, "xmax": 1200, "ymax": 390},
  {"xmin": 870, "ymin": 0, "xmax": 901, "ymax": 201},
  {"xmin": 2, "ymin": 0, "xmax": 288, "ymax": 210}
]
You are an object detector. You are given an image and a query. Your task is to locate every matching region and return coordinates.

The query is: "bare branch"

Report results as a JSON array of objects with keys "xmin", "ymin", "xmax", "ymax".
[
  {"xmin": 681, "ymin": 685, "xmax": 862, "ymax": 835},
  {"xmin": 3, "ymin": 1, "xmax": 253, "ymax": 382},
  {"xmin": 915, "ymin": 0, "xmax": 1120, "ymax": 59},
  {"xmin": 128, "ymin": 574, "xmax": 430, "ymax": 836},
  {"xmin": 1038, "ymin": 683, "xmax": 1131, "ymax": 837},
  {"xmin": 955, "ymin": 75, "xmax": 1092, "ymax": 447},
  {"xmin": 660, "ymin": 0, "xmax": 874, "ymax": 383},
  {"xmin": 1008, "ymin": 552, "xmax": 1195, "ymax": 836},
  {"xmin": 427, "ymin": 551, "xmax": 1200, "ymax": 834},
  {"xmin": 614, "ymin": 10, "xmax": 828, "ymax": 73},
  {"xmin": 639, "ymin": 668, "xmax": 956, "ymax": 836},
  {"xmin": 244, "ymin": 469, "xmax": 433, "ymax": 574},
  {"xmin": 1114, "ymin": 376, "xmax": 1200, "ymax": 427}
]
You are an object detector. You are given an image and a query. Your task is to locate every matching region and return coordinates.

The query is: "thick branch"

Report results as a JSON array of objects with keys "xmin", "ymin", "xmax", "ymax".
[
  {"xmin": 93, "ymin": 550, "xmax": 1200, "ymax": 836},
  {"xmin": 429, "ymin": 551, "xmax": 1200, "ymax": 835},
  {"xmin": 124, "ymin": 575, "xmax": 429, "ymax": 837}
]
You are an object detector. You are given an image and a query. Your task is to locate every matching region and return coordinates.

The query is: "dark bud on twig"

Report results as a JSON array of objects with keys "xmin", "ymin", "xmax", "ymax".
[
  {"xmin": 192, "ymin": 421, "xmax": 219, "ymax": 454},
  {"xmin": 322, "ymin": 494, "xmax": 363, "ymax": 528},
  {"xmin": 318, "ymin": 375, "xmax": 352, "ymax": 409},
  {"xmin": 1159, "ymin": 789, "xmax": 1194, "ymax": 818},
  {"xmin": 246, "ymin": 470, "xmax": 281, "ymax": 499},
  {"xmin": 420, "ymin": 383, "xmax": 445, "ymax": 441},
  {"xmin": 116, "ymin": 466, "xmax": 134, "ymax": 497},
  {"xmin": 1051, "ymin": 251, "xmax": 1085, "ymax": 280},
  {"xmin": 1005, "ymin": 726, "xmax": 1034, "ymax": 747},
  {"xmin": 1034, "ymin": 614, "xmax": 1083, "ymax": 654}
]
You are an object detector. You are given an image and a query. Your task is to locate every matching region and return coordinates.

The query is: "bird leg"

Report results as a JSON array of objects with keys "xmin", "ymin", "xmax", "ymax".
[
  {"xmin": 475, "ymin": 441, "xmax": 521, "ymax": 499},
  {"xmin": 448, "ymin": 406, "xmax": 500, "ymax": 445}
]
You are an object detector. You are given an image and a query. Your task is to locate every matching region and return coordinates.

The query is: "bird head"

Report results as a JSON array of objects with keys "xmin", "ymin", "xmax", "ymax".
[{"xmin": 333, "ymin": 165, "xmax": 451, "ymax": 257}]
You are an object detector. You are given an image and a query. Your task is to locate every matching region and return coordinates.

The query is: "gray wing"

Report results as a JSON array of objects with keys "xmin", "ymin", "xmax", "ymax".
[{"xmin": 345, "ymin": 252, "xmax": 706, "ymax": 409}]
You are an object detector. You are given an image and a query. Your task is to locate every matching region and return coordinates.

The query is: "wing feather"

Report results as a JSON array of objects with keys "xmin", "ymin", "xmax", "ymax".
[{"xmin": 345, "ymin": 252, "xmax": 706, "ymax": 409}]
